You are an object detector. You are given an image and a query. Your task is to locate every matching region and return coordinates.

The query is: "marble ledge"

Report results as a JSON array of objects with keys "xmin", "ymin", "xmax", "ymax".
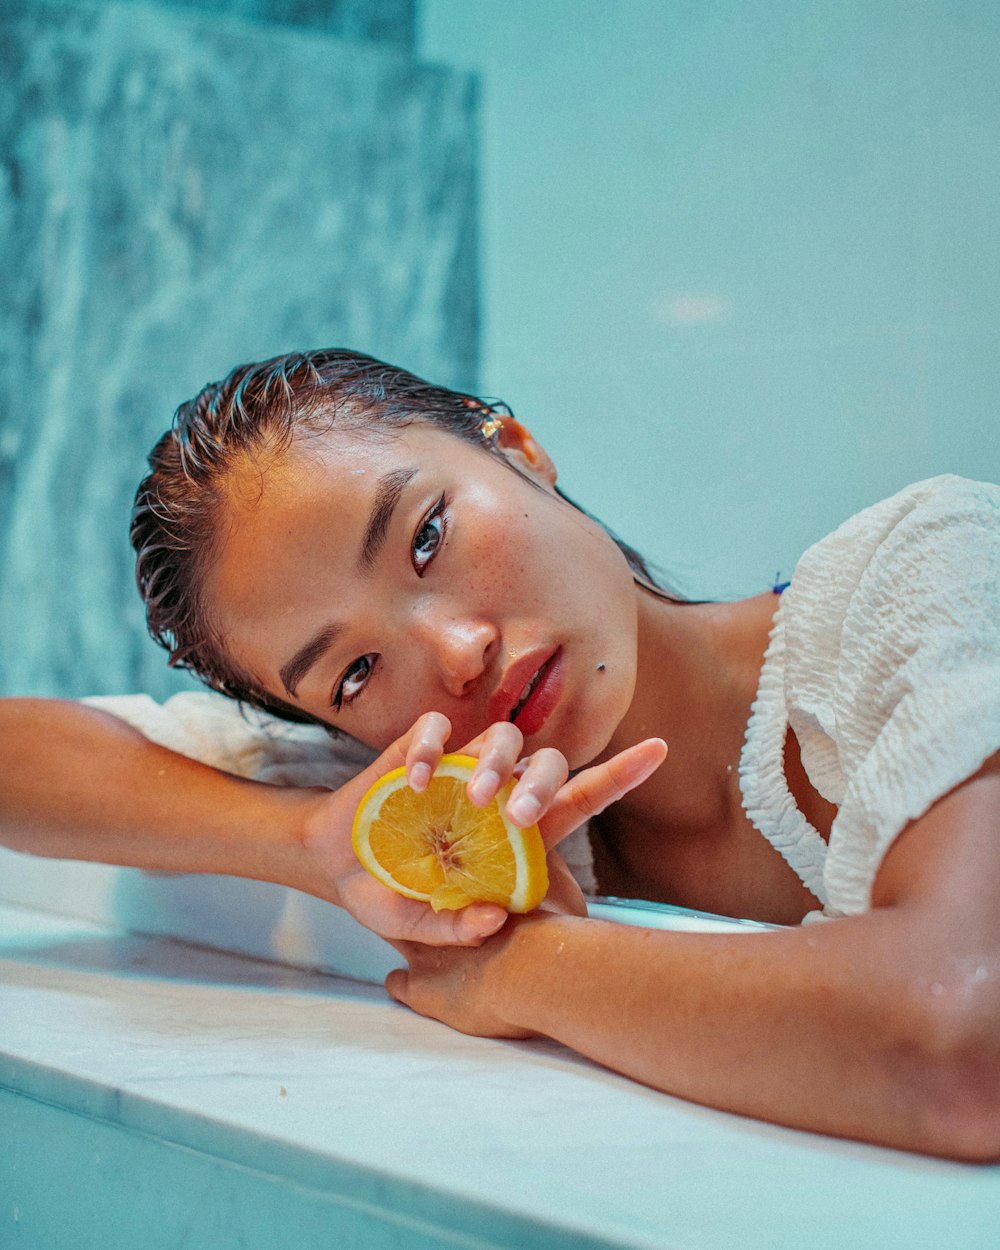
[{"xmin": 2, "ymin": 902, "xmax": 998, "ymax": 1250}]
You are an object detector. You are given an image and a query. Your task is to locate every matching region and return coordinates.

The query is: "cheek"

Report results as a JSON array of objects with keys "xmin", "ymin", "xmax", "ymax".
[
  {"xmin": 459, "ymin": 509, "xmax": 532, "ymax": 598},
  {"xmin": 348, "ymin": 659, "xmax": 444, "ymax": 754}
]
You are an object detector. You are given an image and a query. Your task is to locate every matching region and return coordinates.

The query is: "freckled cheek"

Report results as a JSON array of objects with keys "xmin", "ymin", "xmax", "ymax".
[{"xmin": 461, "ymin": 512, "xmax": 543, "ymax": 599}]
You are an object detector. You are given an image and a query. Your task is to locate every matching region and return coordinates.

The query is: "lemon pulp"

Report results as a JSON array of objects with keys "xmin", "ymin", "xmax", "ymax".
[{"xmin": 352, "ymin": 754, "xmax": 548, "ymax": 913}]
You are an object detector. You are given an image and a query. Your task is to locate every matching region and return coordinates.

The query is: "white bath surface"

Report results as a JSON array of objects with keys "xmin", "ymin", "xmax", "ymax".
[{"xmin": 1, "ymin": 902, "xmax": 997, "ymax": 1250}]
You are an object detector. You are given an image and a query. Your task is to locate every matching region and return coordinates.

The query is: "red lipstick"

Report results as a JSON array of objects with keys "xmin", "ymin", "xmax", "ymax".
[{"xmin": 508, "ymin": 649, "xmax": 564, "ymax": 738}]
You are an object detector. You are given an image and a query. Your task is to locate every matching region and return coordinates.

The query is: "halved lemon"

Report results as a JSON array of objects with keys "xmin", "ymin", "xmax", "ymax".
[{"xmin": 352, "ymin": 753, "xmax": 549, "ymax": 913}]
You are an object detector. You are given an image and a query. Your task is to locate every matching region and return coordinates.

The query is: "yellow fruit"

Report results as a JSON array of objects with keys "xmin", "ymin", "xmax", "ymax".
[{"xmin": 352, "ymin": 754, "xmax": 549, "ymax": 913}]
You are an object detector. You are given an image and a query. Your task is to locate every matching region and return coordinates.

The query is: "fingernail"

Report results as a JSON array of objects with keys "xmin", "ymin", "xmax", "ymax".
[
  {"xmin": 464, "ymin": 904, "xmax": 505, "ymax": 938},
  {"xmin": 468, "ymin": 769, "xmax": 501, "ymax": 805},
  {"xmin": 410, "ymin": 762, "xmax": 432, "ymax": 792},
  {"xmin": 508, "ymin": 791, "xmax": 542, "ymax": 825}
]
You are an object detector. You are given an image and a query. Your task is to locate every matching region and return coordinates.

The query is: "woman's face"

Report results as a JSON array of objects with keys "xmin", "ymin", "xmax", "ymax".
[{"xmin": 204, "ymin": 421, "xmax": 639, "ymax": 769}]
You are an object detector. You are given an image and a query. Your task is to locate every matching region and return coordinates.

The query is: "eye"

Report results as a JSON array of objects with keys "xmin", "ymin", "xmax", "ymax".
[
  {"xmin": 412, "ymin": 494, "xmax": 447, "ymax": 574},
  {"xmin": 333, "ymin": 653, "xmax": 377, "ymax": 710}
]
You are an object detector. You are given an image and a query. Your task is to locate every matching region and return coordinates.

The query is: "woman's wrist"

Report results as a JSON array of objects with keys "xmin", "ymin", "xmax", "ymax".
[
  {"xmin": 490, "ymin": 912, "xmax": 590, "ymax": 1036},
  {"xmin": 233, "ymin": 784, "xmax": 344, "ymax": 908}
]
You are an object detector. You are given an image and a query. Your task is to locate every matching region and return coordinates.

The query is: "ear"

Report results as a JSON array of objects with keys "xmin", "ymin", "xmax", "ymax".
[{"xmin": 493, "ymin": 415, "xmax": 558, "ymax": 487}]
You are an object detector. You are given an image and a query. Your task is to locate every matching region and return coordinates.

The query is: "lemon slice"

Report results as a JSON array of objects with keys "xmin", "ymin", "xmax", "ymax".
[{"xmin": 352, "ymin": 754, "xmax": 549, "ymax": 913}]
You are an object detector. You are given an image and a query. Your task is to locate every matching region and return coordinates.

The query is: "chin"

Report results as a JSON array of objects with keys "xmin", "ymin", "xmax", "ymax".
[
  {"xmin": 570, "ymin": 727, "xmax": 618, "ymax": 771},
  {"xmin": 573, "ymin": 674, "xmax": 636, "ymax": 767},
  {"xmin": 551, "ymin": 700, "xmax": 627, "ymax": 771}
]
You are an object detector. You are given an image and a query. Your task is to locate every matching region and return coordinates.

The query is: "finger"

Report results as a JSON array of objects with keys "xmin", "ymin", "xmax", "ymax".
[
  {"xmin": 346, "ymin": 874, "xmax": 507, "ymax": 946},
  {"xmin": 385, "ymin": 965, "xmax": 442, "ymax": 1024},
  {"xmin": 385, "ymin": 967, "xmax": 409, "ymax": 1005},
  {"xmin": 463, "ymin": 722, "xmax": 524, "ymax": 806},
  {"xmin": 539, "ymin": 738, "xmax": 667, "ymax": 850},
  {"xmin": 348, "ymin": 712, "xmax": 450, "ymax": 799},
  {"xmin": 402, "ymin": 900, "xmax": 508, "ymax": 946},
  {"xmin": 403, "ymin": 712, "xmax": 453, "ymax": 792},
  {"xmin": 505, "ymin": 747, "xmax": 570, "ymax": 827}
]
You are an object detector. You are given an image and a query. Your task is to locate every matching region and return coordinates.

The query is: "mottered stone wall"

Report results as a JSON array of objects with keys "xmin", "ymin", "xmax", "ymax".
[{"xmin": 0, "ymin": 0, "xmax": 478, "ymax": 699}]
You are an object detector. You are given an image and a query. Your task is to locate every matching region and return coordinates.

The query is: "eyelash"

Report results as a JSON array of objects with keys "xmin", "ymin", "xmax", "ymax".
[
  {"xmin": 412, "ymin": 494, "xmax": 447, "ymax": 573},
  {"xmin": 332, "ymin": 495, "xmax": 448, "ymax": 711}
]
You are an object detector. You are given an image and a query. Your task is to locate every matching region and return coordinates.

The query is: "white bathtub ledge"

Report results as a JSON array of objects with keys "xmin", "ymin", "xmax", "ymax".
[{"xmin": 2, "ymin": 901, "xmax": 998, "ymax": 1250}]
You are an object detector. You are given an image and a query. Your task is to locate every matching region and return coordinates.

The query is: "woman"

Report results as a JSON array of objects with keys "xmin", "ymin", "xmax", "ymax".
[{"xmin": 6, "ymin": 348, "xmax": 1000, "ymax": 1158}]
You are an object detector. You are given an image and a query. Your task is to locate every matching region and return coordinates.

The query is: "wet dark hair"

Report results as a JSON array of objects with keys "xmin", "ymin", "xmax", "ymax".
[{"xmin": 132, "ymin": 347, "xmax": 673, "ymax": 726}]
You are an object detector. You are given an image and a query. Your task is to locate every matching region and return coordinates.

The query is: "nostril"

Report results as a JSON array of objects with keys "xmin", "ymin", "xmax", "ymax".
[{"xmin": 432, "ymin": 615, "xmax": 500, "ymax": 700}]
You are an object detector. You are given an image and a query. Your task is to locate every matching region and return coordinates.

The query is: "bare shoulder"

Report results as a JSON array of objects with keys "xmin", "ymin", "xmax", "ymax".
[{"xmin": 873, "ymin": 749, "xmax": 1000, "ymax": 913}]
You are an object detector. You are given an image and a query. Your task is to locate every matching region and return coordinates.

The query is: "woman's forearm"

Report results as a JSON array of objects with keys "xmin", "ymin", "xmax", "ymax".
[
  {"xmin": 485, "ymin": 909, "xmax": 998, "ymax": 1160},
  {"xmin": 4, "ymin": 701, "xmax": 640, "ymax": 948},
  {"xmin": 0, "ymin": 698, "xmax": 332, "ymax": 900},
  {"xmin": 390, "ymin": 755, "xmax": 1000, "ymax": 1159}
]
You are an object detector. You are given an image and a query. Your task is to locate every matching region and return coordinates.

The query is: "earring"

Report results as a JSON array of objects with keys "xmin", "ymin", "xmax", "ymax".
[
  {"xmin": 479, "ymin": 411, "xmax": 503, "ymax": 443},
  {"xmin": 462, "ymin": 395, "xmax": 506, "ymax": 444}
]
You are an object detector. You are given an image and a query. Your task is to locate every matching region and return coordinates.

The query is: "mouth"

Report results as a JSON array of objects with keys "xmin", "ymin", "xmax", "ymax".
[
  {"xmin": 508, "ymin": 661, "xmax": 548, "ymax": 721},
  {"xmin": 504, "ymin": 648, "xmax": 564, "ymax": 738}
]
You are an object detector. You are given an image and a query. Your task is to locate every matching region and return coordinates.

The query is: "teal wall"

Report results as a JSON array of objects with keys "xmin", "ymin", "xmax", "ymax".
[{"xmin": 421, "ymin": 0, "xmax": 1000, "ymax": 596}]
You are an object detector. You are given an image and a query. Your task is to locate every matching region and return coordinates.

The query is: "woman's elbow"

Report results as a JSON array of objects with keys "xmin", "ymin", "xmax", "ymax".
[{"xmin": 895, "ymin": 978, "xmax": 1000, "ymax": 1162}]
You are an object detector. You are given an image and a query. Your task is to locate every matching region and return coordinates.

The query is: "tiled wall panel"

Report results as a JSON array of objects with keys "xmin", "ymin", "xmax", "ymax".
[
  {"xmin": 0, "ymin": 1, "xmax": 477, "ymax": 698},
  {"xmin": 109, "ymin": 0, "xmax": 414, "ymax": 45}
]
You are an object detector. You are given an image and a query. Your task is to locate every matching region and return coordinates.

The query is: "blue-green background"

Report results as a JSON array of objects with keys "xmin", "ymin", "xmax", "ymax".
[{"xmin": 423, "ymin": 0, "xmax": 1000, "ymax": 596}]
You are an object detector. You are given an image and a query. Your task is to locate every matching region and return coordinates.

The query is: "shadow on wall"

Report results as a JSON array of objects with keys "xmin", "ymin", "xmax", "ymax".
[
  {"xmin": 113, "ymin": 870, "xmax": 403, "ymax": 983},
  {"xmin": 0, "ymin": 844, "xmax": 402, "ymax": 984}
]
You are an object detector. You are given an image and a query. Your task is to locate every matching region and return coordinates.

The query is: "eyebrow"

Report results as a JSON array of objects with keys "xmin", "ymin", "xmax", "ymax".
[
  {"xmin": 278, "ymin": 465, "xmax": 418, "ymax": 699},
  {"xmin": 358, "ymin": 466, "xmax": 418, "ymax": 574},
  {"xmin": 279, "ymin": 622, "xmax": 344, "ymax": 699}
]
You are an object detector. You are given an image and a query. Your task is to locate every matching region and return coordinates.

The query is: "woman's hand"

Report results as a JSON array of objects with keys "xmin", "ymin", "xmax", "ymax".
[
  {"xmin": 302, "ymin": 712, "xmax": 666, "ymax": 949},
  {"xmin": 404, "ymin": 712, "xmax": 667, "ymax": 853},
  {"xmin": 386, "ymin": 847, "xmax": 591, "ymax": 1037},
  {"xmin": 386, "ymin": 916, "xmax": 543, "ymax": 1039}
]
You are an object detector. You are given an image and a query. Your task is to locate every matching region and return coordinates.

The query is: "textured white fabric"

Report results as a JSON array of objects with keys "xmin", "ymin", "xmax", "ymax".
[
  {"xmin": 82, "ymin": 690, "xmax": 376, "ymax": 789},
  {"xmin": 740, "ymin": 475, "xmax": 1000, "ymax": 918}
]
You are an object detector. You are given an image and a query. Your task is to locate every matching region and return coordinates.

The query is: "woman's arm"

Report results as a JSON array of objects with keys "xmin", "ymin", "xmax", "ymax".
[
  {"xmin": 388, "ymin": 754, "xmax": 1000, "ymax": 1160},
  {"xmin": 0, "ymin": 699, "xmax": 662, "ymax": 946},
  {"xmin": 0, "ymin": 697, "xmax": 321, "ymax": 881}
]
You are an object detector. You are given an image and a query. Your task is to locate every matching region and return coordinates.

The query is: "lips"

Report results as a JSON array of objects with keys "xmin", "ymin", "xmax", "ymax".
[
  {"xmin": 509, "ymin": 663, "xmax": 548, "ymax": 722},
  {"xmin": 489, "ymin": 647, "xmax": 564, "ymax": 738}
]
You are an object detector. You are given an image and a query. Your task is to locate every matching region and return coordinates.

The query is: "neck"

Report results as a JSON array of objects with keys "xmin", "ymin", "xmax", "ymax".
[{"xmin": 602, "ymin": 586, "xmax": 779, "ymax": 833}]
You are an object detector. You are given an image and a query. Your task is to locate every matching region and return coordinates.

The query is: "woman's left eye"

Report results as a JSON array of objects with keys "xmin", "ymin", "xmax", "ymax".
[{"xmin": 412, "ymin": 495, "xmax": 447, "ymax": 574}]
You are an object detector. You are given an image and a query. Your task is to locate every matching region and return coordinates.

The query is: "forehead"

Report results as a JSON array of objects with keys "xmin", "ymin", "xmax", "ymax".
[
  {"xmin": 223, "ymin": 422, "xmax": 394, "ymax": 505},
  {"xmin": 204, "ymin": 422, "xmax": 479, "ymax": 626},
  {"xmin": 221, "ymin": 421, "xmax": 455, "ymax": 518}
]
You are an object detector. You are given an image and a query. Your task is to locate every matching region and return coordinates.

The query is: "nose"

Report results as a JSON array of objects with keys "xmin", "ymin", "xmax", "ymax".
[{"xmin": 414, "ymin": 606, "xmax": 499, "ymax": 699}]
